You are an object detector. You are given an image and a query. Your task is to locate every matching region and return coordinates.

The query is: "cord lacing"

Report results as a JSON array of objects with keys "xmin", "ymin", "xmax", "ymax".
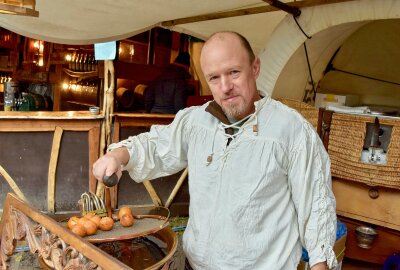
[{"xmin": 206, "ymin": 113, "xmax": 257, "ymax": 166}]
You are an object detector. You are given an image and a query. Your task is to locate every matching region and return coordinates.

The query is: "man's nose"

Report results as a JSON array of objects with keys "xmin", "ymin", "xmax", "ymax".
[{"xmin": 220, "ymin": 76, "xmax": 233, "ymax": 93}]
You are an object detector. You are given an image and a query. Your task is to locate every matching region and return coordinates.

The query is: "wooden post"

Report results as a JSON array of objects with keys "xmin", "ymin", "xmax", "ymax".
[
  {"xmin": 88, "ymin": 126, "xmax": 100, "ymax": 194},
  {"xmin": 96, "ymin": 60, "xmax": 115, "ymax": 199},
  {"xmin": 165, "ymin": 168, "xmax": 188, "ymax": 208},
  {"xmin": 143, "ymin": 180, "xmax": 162, "ymax": 207},
  {"xmin": 0, "ymin": 165, "xmax": 27, "ymax": 202},
  {"xmin": 47, "ymin": 126, "xmax": 63, "ymax": 213}
]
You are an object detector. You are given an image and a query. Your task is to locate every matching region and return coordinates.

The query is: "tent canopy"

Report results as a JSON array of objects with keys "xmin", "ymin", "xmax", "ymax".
[{"xmin": 1, "ymin": 0, "xmax": 400, "ymax": 100}]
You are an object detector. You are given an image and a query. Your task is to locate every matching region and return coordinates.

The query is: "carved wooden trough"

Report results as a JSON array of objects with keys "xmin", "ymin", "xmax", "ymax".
[{"xmin": 0, "ymin": 193, "xmax": 178, "ymax": 270}]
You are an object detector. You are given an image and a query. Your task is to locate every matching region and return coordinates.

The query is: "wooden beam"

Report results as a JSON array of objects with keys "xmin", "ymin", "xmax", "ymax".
[
  {"xmin": 88, "ymin": 126, "xmax": 100, "ymax": 194},
  {"xmin": 161, "ymin": 0, "xmax": 356, "ymax": 27},
  {"xmin": 0, "ymin": 119, "xmax": 102, "ymax": 132},
  {"xmin": 47, "ymin": 126, "xmax": 63, "ymax": 213},
  {"xmin": 143, "ymin": 180, "xmax": 162, "ymax": 206},
  {"xmin": 165, "ymin": 168, "xmax": 188, "ymax": 208},
  {"xmin": 262, "ymin": 0, "xmax": 301, "ymax": 17},
  {"xmin": 0, "ymin": 165, "xmax": 27, "ymax": 202}
]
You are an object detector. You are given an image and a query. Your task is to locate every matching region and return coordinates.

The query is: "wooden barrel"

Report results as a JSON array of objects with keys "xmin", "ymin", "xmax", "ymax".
[
  {"xmin": 133, "ymin": 84, "xmax": 148, "ymax": 108},
  {"xmin": 116, "ymin": 87, "xmax": 135, "ymax": 109}
]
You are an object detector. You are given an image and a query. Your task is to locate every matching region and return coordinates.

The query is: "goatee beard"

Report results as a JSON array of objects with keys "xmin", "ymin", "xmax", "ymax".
[{"xmin": 222, "ymin": 103, "xmax": 247, "ymax": 121}]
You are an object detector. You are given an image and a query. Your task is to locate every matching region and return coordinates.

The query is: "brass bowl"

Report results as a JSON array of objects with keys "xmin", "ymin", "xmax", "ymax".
[{"xmin": 355, "ymin": 226, "xmax": 378, "ymax": 249}]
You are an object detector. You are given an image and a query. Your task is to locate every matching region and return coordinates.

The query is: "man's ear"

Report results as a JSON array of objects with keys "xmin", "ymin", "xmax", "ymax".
[{"xmin": 252, "ymin": 57, "xmax": 261, "ymax": 79}]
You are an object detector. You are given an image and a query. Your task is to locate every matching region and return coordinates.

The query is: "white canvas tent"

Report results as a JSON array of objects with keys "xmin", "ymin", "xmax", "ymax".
[{"xmin": 1, "ymin": 0, "xmax": 400, "ymax": 103}]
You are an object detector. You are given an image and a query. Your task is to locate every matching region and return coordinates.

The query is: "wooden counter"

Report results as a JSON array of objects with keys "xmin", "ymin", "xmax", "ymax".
[
  {"xmin": 0, "ymin": 111, "xmax": 104, "ymax": 120},
  {"xmin": 0, "ymin": 111, "xmax": 104, "ymax": 213}
]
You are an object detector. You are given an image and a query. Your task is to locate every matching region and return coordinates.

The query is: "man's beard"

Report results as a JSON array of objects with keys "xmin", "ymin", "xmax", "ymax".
[{"xmin": 222, "ymin": 101, "xmax": 248, "ymax": 121}]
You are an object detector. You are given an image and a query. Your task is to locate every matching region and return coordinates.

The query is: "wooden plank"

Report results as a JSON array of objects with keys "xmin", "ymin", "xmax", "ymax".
[
  {"xmin": 161, "ymin": 0, "xmax": 356, "ymax": 26},
  {"xmin": 114, "ymin": 114, "xmax": 175, "ymax": 128},
  {"xmin": 165, "ymin": 168, "xmax": 188, "ymax": 208},
  {"xmin": 0, "ymin": 119, "xmax": 101, "ymax": 132},
  {"xmin": 47, "ymin": 126, "xmax": 63, "ymax": 213},
  {"xmin": 0, "ymin": 165, "xmax": 27, "ymax": 202},
  {"xmin": 52, "ymin": 64, "xmax": 63, "ymax": 111},
  {"xmin": 143, "ymin": 180, "xmax": 162, "ymax": 206},
  {"xmin": 112, "ymin": 120, "xmax": 120, "ymax": 144},
  {"xmin": 111, "ymin": 184, "xmax": 118, "ymax": 209},
  {"xmin": 110, "ymin": 120, "xmax": 120, "ymax": 209},
  {"xmin": 88, "ymin": 127, "xmax": 100, "ymax": 194},
  {"xmin": 0, "ymin": 111, "xmax": 104, "ymax": 119}
]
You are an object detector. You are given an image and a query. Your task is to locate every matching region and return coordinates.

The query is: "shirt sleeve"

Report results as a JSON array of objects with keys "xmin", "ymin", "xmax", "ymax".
[
  {"xmin": 288, "ymin": 121, "xmax": 337, "ymax": 269},
  {"xmin": 107, "ymin": 108, "xmax": 192, "ymax": 182}
]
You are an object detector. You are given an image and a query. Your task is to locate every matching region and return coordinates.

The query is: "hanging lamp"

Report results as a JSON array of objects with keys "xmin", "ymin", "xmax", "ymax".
[{"xmin": 0, "ymin": 0, "xmax": 39, "ymax": 17}]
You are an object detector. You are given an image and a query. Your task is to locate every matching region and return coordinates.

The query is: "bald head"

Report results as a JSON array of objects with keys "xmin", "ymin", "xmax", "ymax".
[
  {"xmin": 202, "ymin": 32, "xmax": 255, "ymax": 65},
  {"xmin": 199, "ymin": 31, "xmax": 261, "ymax": 121}
]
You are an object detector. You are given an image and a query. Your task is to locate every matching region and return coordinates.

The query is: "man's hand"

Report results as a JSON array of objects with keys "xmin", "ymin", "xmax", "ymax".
[
  {"xmin": 92, "ymin": 147, "xmax": 130, "ymax": 183},
  {"xmin": 310, "ymin": 262, "xmax": 328, "ymax": 270}
]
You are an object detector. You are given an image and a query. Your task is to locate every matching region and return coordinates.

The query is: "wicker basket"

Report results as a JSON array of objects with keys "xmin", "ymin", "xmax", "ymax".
[
  {"xmin": 328, "ymin": 113, "xmax": 400, "ymax": 189},
  {"xmin": 277, "ymin": 98, "xmax": 319, "ymax": 129}
]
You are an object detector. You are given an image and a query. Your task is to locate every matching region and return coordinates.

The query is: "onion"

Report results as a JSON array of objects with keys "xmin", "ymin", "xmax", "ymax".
[
  {"xmin": 99, "ymin": 217, "xmax": 114, "ymax": 231},
  {"xmin": 118, "ymin": 206, "xmax": 133, "ymax": 220},
  {"xmin": 83, "ymin": 219, "xmax": 97, "ymax": 235},
  {"xmin": 120, "ymin": 214, "xmax": 134, "ymax": 227},
  {"xmin": 70, "ymin": 224, "xmax": 86, "ymax": 237}
]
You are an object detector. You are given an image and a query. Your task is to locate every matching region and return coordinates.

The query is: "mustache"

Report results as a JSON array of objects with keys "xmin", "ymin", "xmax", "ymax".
[{"xmin": 222, "ymin": 93, "xmax": 239, "ymax": 100}]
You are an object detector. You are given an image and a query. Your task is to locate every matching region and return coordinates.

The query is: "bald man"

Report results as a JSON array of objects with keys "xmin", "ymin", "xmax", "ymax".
[{"xmin": 93, "ymin": 31, "xmax": 337, "ymax": 270}]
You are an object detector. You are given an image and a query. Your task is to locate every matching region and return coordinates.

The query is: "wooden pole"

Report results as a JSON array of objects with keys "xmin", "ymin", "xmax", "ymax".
[
  {"xmin": 0, "ymin": 165, "xmax": 27, "ymax": 202},
  {"xmin": 262, "ymin": 0, "xmax": 301, "ymax": 17},
  {"xmin": 143, "ymin": 180, "xmax": 162, "ymax": 207},
  {"xmin": 96, "ymin": 60, "xmax": 115, "ymax": 200},
  {"xmin": 88, "ymin": 127, "xmax": 100, "ymax": 194},
  {"xmin": 47, "ymin": 126, "xmax": 63, "ymax": 213},
  {"xmin": 161, "ymin": 0, "xmax": 356, "ymax": 26},
  {"xmin": 165, "ymin": 168, "xmax": 188, "ymax": 208}
]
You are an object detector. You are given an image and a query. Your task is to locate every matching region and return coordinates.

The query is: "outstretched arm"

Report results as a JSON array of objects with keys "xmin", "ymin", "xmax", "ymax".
[
  {"xmin": 92, "ymin": 147, "xmax": 130, "ymax": 183},
  {"xmin": 93, "ymin": 108, "xmax": 192, "ymax": 184}
]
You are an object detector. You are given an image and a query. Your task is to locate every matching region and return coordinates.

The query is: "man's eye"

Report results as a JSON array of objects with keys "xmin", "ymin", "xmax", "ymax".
[
  {"xmin": 230, "ymin": 70, "xmax": 240, "ymax": 76},
  {"xmin": 209, "ymin": 76, "xmax": 218, "ymax": 82}
]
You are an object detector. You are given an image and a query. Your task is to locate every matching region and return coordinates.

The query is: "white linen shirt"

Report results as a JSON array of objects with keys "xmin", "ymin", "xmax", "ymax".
[{"xmin": 108, "ymin": 96, "xmax": 337, "ymax": 270}]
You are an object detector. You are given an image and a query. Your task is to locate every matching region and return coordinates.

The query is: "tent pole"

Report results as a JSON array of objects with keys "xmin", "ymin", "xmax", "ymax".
[
  {"xmin": 262, "ymin": 0, "xmax": 301, "ymax": 17},
  {"xmin": 161, "ymin": 0, "xmax": 355, "ymax": 27}
]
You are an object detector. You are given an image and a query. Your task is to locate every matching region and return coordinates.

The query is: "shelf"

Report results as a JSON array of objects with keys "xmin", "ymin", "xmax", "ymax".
[
  {"xmin": 65, "ymin": 100, "xmax": 97, "ymax": 107},
  {"xmin": 63, "ymin": 68, "xmax": 98, "ymax": 80},
  {"xmin": 0, "ymin": 67, "xmax": 13, "ymax": 72}
]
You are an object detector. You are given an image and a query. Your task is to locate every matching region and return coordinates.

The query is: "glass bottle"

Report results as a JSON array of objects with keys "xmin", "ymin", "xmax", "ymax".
[
  {"xmin": 69, "ymin": 53, "xmax": 75, "ymax": 70},
  {"xmin": 86, "ymin": 54, "xmax": 92, "ymax": 72},
  {"xmin": 3, "ymin": 81, "xmax": 15, "ymax": 111},
  {"xmin": 82, "ymin": 54, "xmax": 88, "ymax": 72},
  {"xmin": 75, "ymin": 54, "xmax": 81, "ymax": 71}
]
